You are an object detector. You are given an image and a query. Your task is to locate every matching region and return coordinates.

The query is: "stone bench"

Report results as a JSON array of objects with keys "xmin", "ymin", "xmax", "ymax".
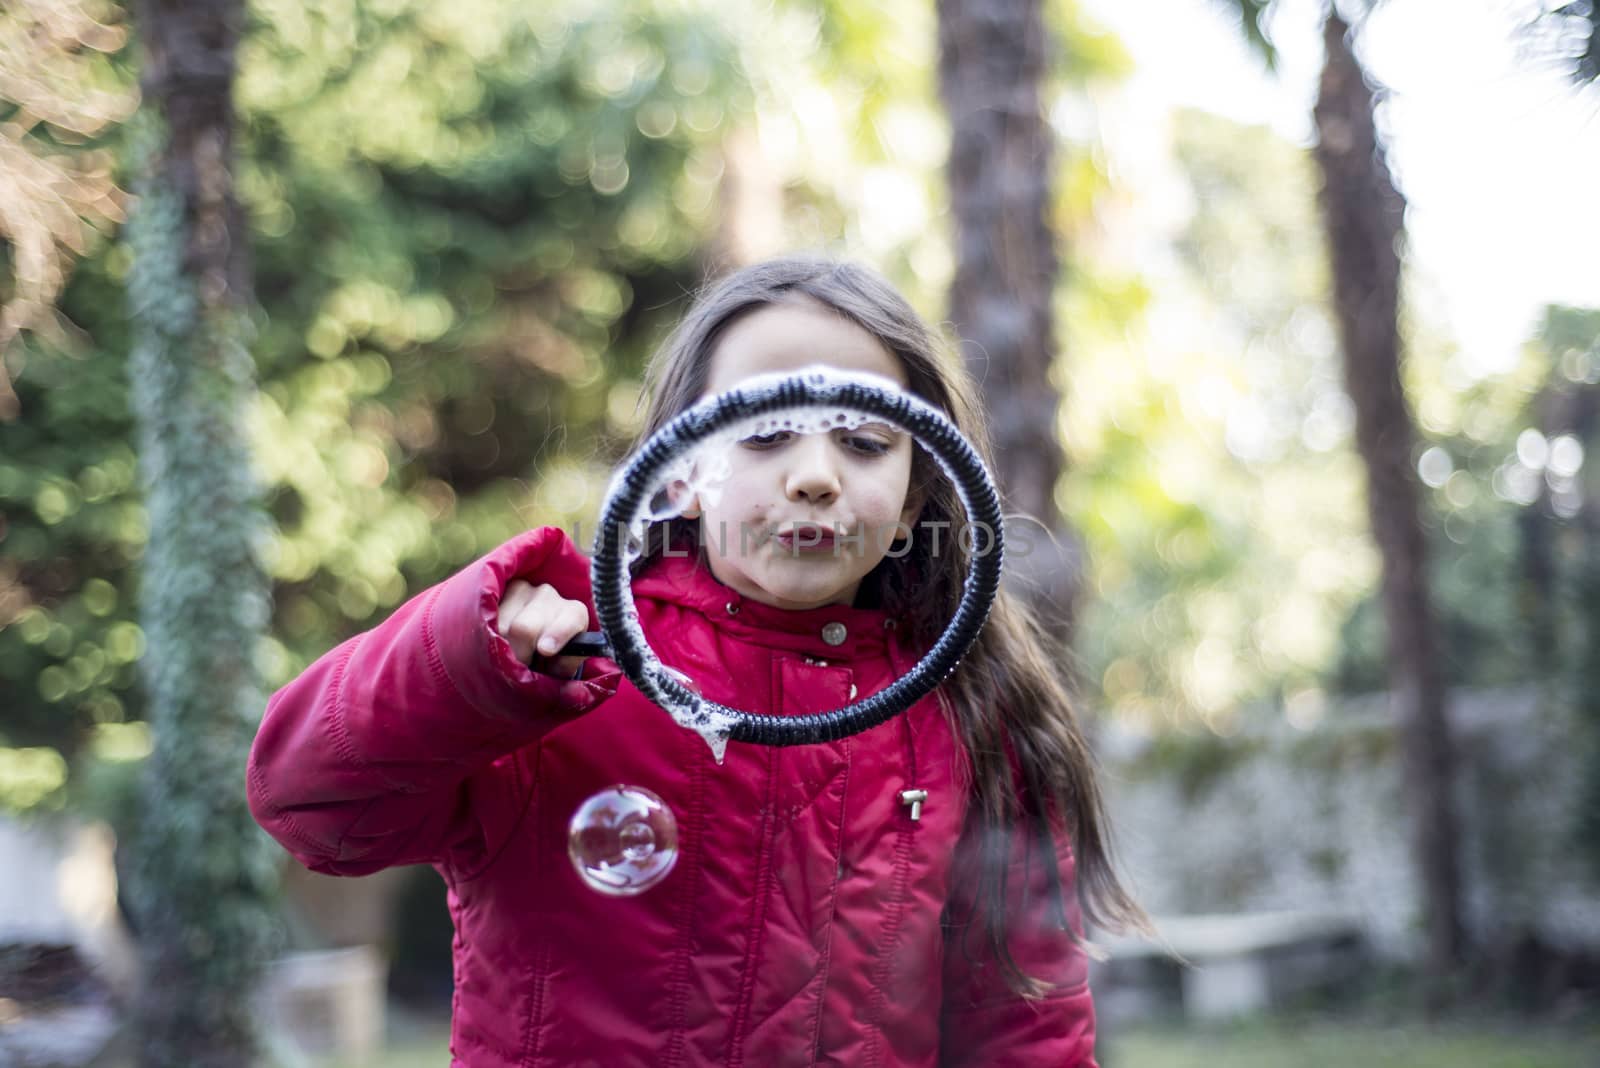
[{"xmin": 1092, "ymin": 909, "xmax": 1367, "ymax": 1023}]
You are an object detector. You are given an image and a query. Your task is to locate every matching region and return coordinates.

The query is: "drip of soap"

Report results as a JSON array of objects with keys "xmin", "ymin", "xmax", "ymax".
[{"xmin": 691, "ymin": 712, "xmax": 736, "ymax": 765}]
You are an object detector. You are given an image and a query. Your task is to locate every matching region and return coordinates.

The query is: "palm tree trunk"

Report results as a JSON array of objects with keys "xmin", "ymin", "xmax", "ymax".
[
  {"xmin": 1312, "ymin": 11, "xmax": 1465, "ymax": 989},
  {"xmin": 937, "ymin": 0, "xmax": 1079, "ymax": 635},
  {"xmin": 126, "ymin": 0, "xmax": 278, "ymax": 1062}
]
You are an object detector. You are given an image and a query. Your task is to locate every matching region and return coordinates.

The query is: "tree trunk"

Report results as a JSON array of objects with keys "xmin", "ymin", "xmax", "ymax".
[
  {"xmin": 936, "ymin": 0, "xmax": 1079, "ymax": 635},
  {"xmin": 1312, "ymin": 11, "xmax": 1465, "ymax": 989},
  {"xmin": 125, "ymin": 0, "xmax": 278, "ymax": 1063}
]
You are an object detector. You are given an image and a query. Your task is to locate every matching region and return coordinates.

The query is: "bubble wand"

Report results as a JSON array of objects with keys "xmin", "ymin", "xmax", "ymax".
[{"xmin": 560, "ymin": 366, "xmax": 1005, "ymax": 761}]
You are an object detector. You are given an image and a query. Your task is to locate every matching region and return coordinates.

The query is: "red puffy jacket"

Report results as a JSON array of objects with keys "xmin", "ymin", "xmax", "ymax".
[{"xmin": 247, "ymin": 527, "xmax": 1096, "ymax": 1066}]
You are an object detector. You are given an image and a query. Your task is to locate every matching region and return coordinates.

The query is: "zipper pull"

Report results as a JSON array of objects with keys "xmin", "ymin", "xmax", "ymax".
[{"xmin": 897, "ymin": 788, "xmax": 928, "ymax": 822}]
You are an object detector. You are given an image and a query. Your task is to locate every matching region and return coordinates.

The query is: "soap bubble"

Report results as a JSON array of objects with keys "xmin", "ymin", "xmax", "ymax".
[{"xmin": 567, "ymin": 785, "xmax": 679, "ymax": 896}]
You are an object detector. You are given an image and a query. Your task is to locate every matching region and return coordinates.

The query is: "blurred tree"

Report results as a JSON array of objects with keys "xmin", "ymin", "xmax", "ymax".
[
  {"xmin": 937, "ymin": 0, "xmax": 1079, "ymax": 634},
  {"xmin": 122, "ymin": 0, "xmax": 278, "ymax": 1062},
  {"xmin": 1066, "ymin": 108, "xmax": 1376, "ymax": 732},
  {"xmin": 1312, "ymin": 8, "xmax": 1463, "ymax": 984},
  {"xmin": 1214, "ymin": 0, "xmax": 1464, "ymax": 985}
]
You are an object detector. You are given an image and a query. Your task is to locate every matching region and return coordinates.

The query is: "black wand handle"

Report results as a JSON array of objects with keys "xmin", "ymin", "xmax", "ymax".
[{"xmin": 558, "ymin": 631, "xmax": 613, "ymax": 659}]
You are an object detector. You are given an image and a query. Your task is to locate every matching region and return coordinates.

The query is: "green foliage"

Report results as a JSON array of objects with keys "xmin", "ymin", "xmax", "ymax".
[
  {"xmin": 1067, "ymin": 106, "xmax": 1600, "ymax": 740},
  {"xmin": 236, "ymin": 0, "xmax": 750, "ymax": 680},
  {"xmin": 1330, "ymin": 306, "xmax": 1600, "ymax": 693},
  {"xmin": 1117, "ymin": 1019, "xmax": 1600, "ymax": 1068},
  {"xmin": 1067, "ymin": 109, "xmax": 1375, "ymax": 730},
  {"xmin": 1, "ymin": 0, "xmax": 1138, "ymax": 801},
  {"xmin": 0, "ymin": 0, "xmax": 751, "ymax": 803},
  {"xmin": 0, "ymin": 16, "xmax": 142, "ymax": 784}
]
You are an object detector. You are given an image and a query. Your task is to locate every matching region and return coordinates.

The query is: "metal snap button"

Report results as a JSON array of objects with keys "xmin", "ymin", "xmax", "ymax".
[{"xmin": 821, "ymin": 622, "xmax": 847, "ymax": 646}]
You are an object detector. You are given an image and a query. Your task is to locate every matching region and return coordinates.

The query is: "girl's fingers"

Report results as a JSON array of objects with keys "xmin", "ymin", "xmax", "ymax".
[
  {"xmin": 527, "ymin": 588, "xmax": 578, "ymax": 655},
  {"xmin": 505, "ymin": 585, "xmax": 588, "ymax": 674},
  {"xmin": 532, "ymin": 605, "xmax": 590, "ymax": 679},
  {"xmin": 497, "ymin": 580, "xmax": 539, "ymax": 663},
  {"xmin": 498, "ymin": 580, "xmax": 535, "ymax": 630}
]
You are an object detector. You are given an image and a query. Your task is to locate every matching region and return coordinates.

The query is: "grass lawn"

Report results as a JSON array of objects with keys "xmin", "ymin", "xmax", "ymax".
[
  {"xmin": 1108, "ymin": 1018, "xmax": 1600, "ymax": 1068},
  {"xmin": 316, "ymin": 1037, "xmax": 451, "ymax": 1068},
  {"xmin": 314, "ymin": 1016, "xmax": 1599, "ymax": 1067}
]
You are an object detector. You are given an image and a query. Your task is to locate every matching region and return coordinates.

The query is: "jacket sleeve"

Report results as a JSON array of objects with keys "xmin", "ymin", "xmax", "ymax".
[
  {"xmin": 246, "ymin": 525, "xmax": 621, "ymax": 877},
  {"xmin": 939, "ymin": 808, "xmax": 1097, "ymax": 1068}
]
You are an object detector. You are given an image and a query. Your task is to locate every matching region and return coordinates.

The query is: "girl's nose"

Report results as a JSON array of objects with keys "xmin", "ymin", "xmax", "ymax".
[{"xmin": 783, "ymin": 433, "xmax": 842, "ymax": 504}]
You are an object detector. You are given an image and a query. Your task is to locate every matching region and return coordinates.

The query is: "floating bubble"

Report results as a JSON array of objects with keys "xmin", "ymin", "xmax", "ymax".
[{"xmin": 567, "ymin": 784, "xmax": 679, "ymax": 896}]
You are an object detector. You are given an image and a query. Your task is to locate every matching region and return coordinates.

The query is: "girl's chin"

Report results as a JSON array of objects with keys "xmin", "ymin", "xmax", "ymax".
[{"xmin": 742, "ymin": 570, "xmax": 861, "ymax": 611}]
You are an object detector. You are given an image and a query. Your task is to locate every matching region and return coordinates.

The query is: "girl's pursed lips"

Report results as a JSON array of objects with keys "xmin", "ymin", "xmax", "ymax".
[
  {"xmin": 773, "ymin": 522, "xmax": 846, "ymax": 539},
  {"xmin": 771, "ymin": 522, "xmax": 847, "ymax": 549}
]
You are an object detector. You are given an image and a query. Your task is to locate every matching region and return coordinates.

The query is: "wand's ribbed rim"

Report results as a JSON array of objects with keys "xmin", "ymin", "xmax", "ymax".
[{"xmin": 591, "ymin": 370, "xmax": 1003, "ymax": 747}]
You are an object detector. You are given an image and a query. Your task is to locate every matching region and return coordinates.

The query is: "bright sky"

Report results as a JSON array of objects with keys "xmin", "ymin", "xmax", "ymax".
[{"xmin": 1081, "ymin": 0, "xmax": 1600, "ymax": 376}]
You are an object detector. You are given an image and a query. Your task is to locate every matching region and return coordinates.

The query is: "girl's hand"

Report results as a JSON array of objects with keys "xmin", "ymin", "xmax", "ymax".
[{"xmin": 497, "ymin": 580, "xmax": 590, "ymax": 679}]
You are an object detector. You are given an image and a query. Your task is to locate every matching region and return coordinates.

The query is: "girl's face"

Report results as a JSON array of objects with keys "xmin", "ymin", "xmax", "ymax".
[{"xmin": 692, "ymin": 299, "xmax": 920, "ymax": 611}]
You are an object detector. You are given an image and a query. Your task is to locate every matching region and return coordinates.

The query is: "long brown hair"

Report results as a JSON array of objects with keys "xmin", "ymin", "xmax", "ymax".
[{"xmin": 632, "ymin": 256, "xmax": 1147, "ymax": 993}]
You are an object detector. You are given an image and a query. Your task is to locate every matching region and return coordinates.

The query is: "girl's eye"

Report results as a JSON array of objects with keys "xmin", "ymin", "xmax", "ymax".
[
  {"xmin": 841, "ymin": 435, "xmax": 892, "ymax": 456},
  {"xmin": 740, "ymin": 431, "xmax": 792, "ymax": 449}
]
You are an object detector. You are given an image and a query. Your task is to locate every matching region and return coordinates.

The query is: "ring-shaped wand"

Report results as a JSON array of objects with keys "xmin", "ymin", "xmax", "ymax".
[{"xmin": 565, "ymin": 367, "xmax": 1004, "ymax": 753}]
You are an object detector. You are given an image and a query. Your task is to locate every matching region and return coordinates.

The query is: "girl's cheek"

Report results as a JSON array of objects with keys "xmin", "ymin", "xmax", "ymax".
[{"xmin": 864, "ymin": 482, "xmax": 908, "ymax": 517}]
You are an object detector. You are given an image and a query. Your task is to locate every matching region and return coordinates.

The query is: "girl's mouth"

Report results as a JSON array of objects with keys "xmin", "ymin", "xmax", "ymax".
[{"xmin": 774, "ymin": 525, "xmax": 839, "ymax": 553}]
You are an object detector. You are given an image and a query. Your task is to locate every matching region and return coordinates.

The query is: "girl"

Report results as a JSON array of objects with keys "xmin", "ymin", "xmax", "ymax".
[{"xmin": 247, "ymin": 257, "xmax": 1145, "ymax": 1066}]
